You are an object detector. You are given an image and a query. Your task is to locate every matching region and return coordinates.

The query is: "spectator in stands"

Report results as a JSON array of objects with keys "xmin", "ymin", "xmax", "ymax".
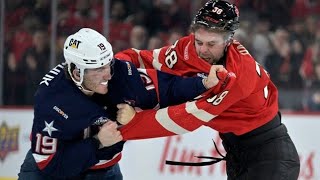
[
  {"xmin": 130, "ymin": 25, "xmax": 148, "ymax": 49},
  {"xmin": 33, "ymin": 0, "xmax": 51, "ymax": 26},
  {"xmin": 147, "ymin": 35, "xmax": 164, "ymax": 50},
  {"xmin": 291, "ymin": 0, "xmax": 320, "ymax": 19},
  {"xmin": 300, "ymin": 30, "xmax": 320, "ymax": 111},
  {"xmin": 108, "ymin": 0, "xmax": 133, "ymax": 53},
  {"xmin": 251, "ymin": 14, "xmax": 272, "ymax": 66},
  {"xmin": 167, "ymin": 28, "xmax": 184, "ymax": 45},
  {"xmin": 265, "ymin": 27, "xmax": 291, "ymax": 88},
  {"xmin": 19, "ymin": 27, "xmax": 50, "ymax": 105},
  {"xmin": 290, "ymin": 19, "xmax": 308, "ymax": 50},
  {"xmin": 305, "ymin": 16, "xmax": 319, "ymax": 45},
  {"xmin": 306, "ymin": 61, "xmax": 320, "ymax": 111},
  {"xmin": 288, "ymin": 19, "xmax": 308, "ymax": 90},
  {"xmin": 145, "ymin": 0, "xmax": 190, "ymax": 36},
  {"xmin": 300, "ymin": 31, "xmax": 320, "ymax": 83},
  {"xmin": 56, "ymin": 3, "xmax": 73, "ymax": 36},
  {"xmin": 10, "ymin": 14, "xmax": 37, "ymax": 64},
  {"xmin": 233, "ymin": 20, "xmax": 251, "ymax": 53},
  {"xmin": 251, "ymin": 0, "xmax": 295, "ymax": 29},
  {"xmin": 3, "ymin": 14, "xmax": 41, "ymax": 105},
  {"xmin": 289, "ymin": 36, "xmax": 304, "ymax": 89},
  {"xmin": 61, "ymin": 0, "xmax": 103, "ymax": 33},
  {"xmin": 3, "ymin": 51, "xmax": 25, "ymax": 105},
  {"xmin": 56, "ymin": 31, "xmax": 68, "ymax": 64}
]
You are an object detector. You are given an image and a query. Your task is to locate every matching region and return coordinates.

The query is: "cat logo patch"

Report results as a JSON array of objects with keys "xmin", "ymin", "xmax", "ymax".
[{"xmin": 68, "ymin": 38, "xmax": 82, "ymax": 49}]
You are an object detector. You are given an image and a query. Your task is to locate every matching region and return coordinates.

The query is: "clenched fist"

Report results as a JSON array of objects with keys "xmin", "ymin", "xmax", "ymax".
[
  {"xmin": 116, "ymin": 103, "xmax": 136, "ymax": 125},
  {"xmin": 203, "ymin": 65, "xmax": 227, "ymax": 89},
  {"xmin": 96, "ymin": 121, "xmax": 123, "ymax": 147}
]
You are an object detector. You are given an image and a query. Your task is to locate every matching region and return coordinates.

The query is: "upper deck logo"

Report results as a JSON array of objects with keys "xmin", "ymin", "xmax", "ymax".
[{"xmin": 0, "ymin": 122, "xmax": 19, "ymax": 161}]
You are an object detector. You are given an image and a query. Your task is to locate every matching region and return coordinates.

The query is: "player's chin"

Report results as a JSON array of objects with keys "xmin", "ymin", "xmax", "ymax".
[
  {"xmin": 200, "ymin": 56, "xmax": 212, "ymax": 63},
  {"xmin": 202, "ymin": 58, "xmax": 213, "ymax": 64},
  {"xmin": 205, "ymin": 58, "xmax": 218, "ymax": 65},
  {"xmin": 96, "ymin": 86, "xmax": 109, "ymax": 94}
]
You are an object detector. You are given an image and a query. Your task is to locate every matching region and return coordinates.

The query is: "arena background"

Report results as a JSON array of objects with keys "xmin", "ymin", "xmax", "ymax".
[{"xmin": 0, "ymin": 0, "xmax": 320, "ymax": 179}]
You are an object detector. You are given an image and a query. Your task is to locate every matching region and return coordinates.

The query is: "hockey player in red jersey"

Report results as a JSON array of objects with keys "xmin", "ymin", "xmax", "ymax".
[{"xmin": 115, "ymin": 0, "xmax": 300, "ymax": 179}]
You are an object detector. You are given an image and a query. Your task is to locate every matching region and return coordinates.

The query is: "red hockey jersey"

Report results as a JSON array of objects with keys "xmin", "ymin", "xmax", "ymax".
[{"xmin": 115, "ymin": 34, "xmax": 279, "ymax": 139}]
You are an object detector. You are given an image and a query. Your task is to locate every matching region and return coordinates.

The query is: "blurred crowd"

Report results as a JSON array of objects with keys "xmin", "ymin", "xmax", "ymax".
[{"xmin": 2, "ymin": 0, "xmax": 320, "ymax": 111}]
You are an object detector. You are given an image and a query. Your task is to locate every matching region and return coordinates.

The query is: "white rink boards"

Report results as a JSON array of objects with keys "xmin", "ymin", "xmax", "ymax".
[{"xmin": 0, "ymin": 109, "xmax": 318, "ymax": 180}]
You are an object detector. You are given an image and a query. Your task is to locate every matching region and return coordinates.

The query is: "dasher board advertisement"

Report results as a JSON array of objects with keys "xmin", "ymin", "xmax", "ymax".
[{"xmin": 0, "ymin": 109, "xmax": 318, "ymax": 180}]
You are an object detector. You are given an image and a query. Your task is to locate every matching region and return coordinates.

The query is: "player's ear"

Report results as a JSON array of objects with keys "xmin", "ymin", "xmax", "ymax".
[{"xmin": 72, "ymin": 69, "xmax": 81, "ymax": 81}]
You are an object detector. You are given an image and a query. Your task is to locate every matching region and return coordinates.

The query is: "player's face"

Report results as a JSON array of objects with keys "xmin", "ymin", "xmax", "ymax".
[
  {"xmin": 82, "ymin": 63, "xmax": 112, "ymax": 94},
  {"xmin": 194, "ymin": 28, "xmax": 227, "ymax": 64}
]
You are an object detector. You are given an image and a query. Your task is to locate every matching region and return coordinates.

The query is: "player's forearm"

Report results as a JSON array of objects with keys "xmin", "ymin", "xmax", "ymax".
[
  {"xmin": 119, "ymin": 109, "xmax": 177, "ymax": 140},
  {"xmin": 119, "ymin": 104, "xmax": 204, "ymax": 140},
  {"xmin": 158, "ymin": 75, "xmax": 207, "ymax": 107},
  {"xmin": 119, "ymin": 87, "xmax": 234, "ymax": 140}
]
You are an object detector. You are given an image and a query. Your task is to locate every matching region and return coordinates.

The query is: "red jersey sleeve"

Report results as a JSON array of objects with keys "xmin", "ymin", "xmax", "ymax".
[
  {"xmin": 115, "ymin": 35, "xmax": 210, "ymax": 76},
  {"xmin": 114, "ymin": 48, "xmax": 153, "ymax": 69},
  {"xmin": 119, "ymin": 71, "xmax": 237, "ymax": 140}
]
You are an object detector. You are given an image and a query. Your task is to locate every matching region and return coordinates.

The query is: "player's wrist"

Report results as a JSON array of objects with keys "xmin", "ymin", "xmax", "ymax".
[
  {"xmin": 203, "ymin": 78, "xmax": 215, "ymax": 89},
  {"xmin": 202, "ymin": 78, "xmax": 208, "ymax": 89},
  {"xmin": 93, "ymin": 135, "xmax": 103, "ymax": 149}
]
